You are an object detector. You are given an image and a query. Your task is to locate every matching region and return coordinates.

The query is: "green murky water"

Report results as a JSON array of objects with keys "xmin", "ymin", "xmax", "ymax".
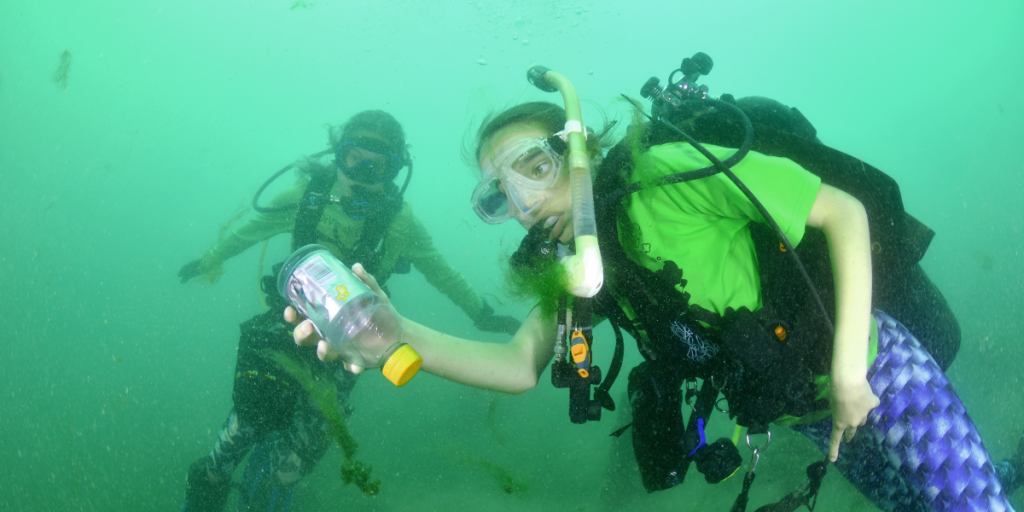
[{"xmin": 1, "ymin": 1, "xmax": 1022, "ymax": 510}]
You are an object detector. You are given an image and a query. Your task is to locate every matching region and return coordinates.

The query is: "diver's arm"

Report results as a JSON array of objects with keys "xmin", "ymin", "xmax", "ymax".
[
  {"xmin": 393, "ymin": 209, "xmax": 486, "ymax": 318},
  {"xmin": 393, "ymin": 207, "xmax": 521, "ymax": 334},
  {"xmin": 806, "ymin": 183, "xmax": 880, "ymax": 461},
  {"xmin": 197, "ymin": 182, "xmax": 305, "ymax": 275},
  {"xmin": 402, "ymin": 307, "xmax": 555, "ymax": 394},
  {"xmin": 288, "ymin": 264, "xmax": 555, "ymax": 394},
  {"xmin": 202, "ymin": 211, "xmax": 294, "ymax": 266}
]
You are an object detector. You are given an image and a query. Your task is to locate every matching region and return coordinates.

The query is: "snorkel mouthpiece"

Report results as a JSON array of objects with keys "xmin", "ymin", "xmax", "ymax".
[{"xmin": 526, "ymin": 65, "xmax": 604, "ymax": 298}]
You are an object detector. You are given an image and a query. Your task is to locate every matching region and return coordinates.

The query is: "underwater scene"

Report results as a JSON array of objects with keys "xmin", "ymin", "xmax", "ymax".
[{"xmin": 1, "ymin": 0, "xmax": 1022, "ymax": 510}]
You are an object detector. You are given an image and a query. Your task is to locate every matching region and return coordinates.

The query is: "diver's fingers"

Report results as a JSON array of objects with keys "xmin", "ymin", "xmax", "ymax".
[
  {"xmin": 284, "ymin": 306, "xmax": 303, "ymax": 325},
  {"xmin": 844, "ymin": 426, "xmax": 858, "ymax": 443},
  {"xmin": 351, "ymin": 263, "xmax": 390, "ymax": 301},
  {"xmin": 293, "ymin": 319, "xmax": 320, "ymax": 347},
  {"xmin": 828, "ymin": 424, "xmax": 844, "ymax": 462},
  {"xmin": 316, "ymin": 340, "xmax": 341, "ymax": 362}
]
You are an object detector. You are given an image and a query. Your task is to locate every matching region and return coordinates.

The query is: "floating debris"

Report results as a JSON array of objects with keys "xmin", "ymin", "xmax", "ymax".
[
  {"xmin": 477, "ymin": 58, "xmax": 488, "ymax": 66},
  {"xmin": 972, "ymin": 251, "xmax": 993, "ymax": 272},
  {"xmin": 53, "ymin": 50, "xmax": 71, "ymax": 91},
  {"xmin": 486, "ymin": 394, "xmax": 509, "ymax": 449}
]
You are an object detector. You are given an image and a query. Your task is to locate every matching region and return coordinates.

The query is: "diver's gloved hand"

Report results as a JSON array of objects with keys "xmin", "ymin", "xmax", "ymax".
[
  {"xmin": 473, "ymin": 300, "xmax": 522, "ymax": 335},
  {"xmin": 178, "ymin": 259, "xmax": 203, "ymax": 283}
]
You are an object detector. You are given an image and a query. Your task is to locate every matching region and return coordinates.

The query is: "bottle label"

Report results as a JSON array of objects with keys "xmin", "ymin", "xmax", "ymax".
[{"xmin": 287, "ymin": 253, "xmax": 372, "ymax": 327}]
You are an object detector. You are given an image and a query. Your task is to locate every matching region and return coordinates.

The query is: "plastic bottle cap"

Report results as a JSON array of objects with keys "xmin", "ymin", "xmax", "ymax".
[{"xmin": 382, "ymin": 344, "xmax": 423, "ymax": 387}]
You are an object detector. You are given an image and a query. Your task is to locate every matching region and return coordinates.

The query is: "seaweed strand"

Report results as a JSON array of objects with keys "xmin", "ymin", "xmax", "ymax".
[{"xmin": 261, "ymin": 350, "xmax": 382, "ymax": 495}]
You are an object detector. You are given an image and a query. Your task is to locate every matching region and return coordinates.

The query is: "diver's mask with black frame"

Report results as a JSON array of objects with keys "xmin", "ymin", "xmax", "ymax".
[
  {"xmin": 331, "ymin": 136, "xmax": 412, "ymax": 220},
  {"xmin": 335, "ymin": 136, "xmax": 407, "ymax": 185},
  {"xmin": 471, "ymin": 134, "xmax": 568, "ymax": 225}
]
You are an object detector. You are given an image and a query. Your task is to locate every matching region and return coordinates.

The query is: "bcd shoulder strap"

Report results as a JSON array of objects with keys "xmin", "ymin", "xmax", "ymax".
[{"xmin": 291, "ymin": 165, "xmax": 403, "ymax": 281}]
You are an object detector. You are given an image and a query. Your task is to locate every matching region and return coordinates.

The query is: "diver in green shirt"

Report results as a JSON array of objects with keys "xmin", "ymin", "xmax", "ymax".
[
  {"xmin": 179, "ymin": 110, "xmax": 519, "ymax": 512},
  {"xmin": 289, "ymin": 77, "xmax": 1021, "ymax": 510}
]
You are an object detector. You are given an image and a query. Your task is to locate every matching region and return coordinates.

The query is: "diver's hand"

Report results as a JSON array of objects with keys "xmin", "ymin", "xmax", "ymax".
[
  {"xmin": 285, "ymin": 263, "xmax": 388, "ymax": 372},
  {"xmin": 827, "ymin": 375, "xmax": 880, "ymax": 462},
  {"xmin": 473, "ymin": 300, "xmax": 522, "ymax": 335},
  {"xmin": 349, "ymin": 263, "xmax": 393, "ymax": 306},
  {"xmin": 178, "ymin": 259, "xmax": 203, "ymax": 283},
  {"xmin": 286, "ymin": 307, "xmax": 364, "ymax": 373}
]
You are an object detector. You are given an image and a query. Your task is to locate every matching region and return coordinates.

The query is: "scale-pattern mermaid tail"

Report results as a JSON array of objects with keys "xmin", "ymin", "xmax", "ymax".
[
  {"xmin": 868, "ymin": 310, "xmax": 1013, "ymax": 512},
  {"xmin": 792, "ymin": 311, "xmax": 1015, "ymax": 512}
]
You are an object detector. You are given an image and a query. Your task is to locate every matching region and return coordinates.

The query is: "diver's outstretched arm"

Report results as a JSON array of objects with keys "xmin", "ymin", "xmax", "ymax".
[
  {"xmin": 401, "ymin": 307, "xmax": 555, "ymax": 394},
  {"xmin": 286, "ymin": 263, "xmax": 556, "ymax": 395}
]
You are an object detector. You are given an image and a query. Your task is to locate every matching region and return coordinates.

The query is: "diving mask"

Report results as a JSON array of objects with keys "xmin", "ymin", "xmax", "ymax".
[
  {"xmin": 471, "ymin": 136, "xmax": 565, "ymax": 224},
  {"xmin": 335, "ymin": 137, "xmax": 405, "ymax": 184}
]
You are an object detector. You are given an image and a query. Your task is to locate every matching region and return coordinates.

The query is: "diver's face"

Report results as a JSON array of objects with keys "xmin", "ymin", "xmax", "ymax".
[
  {"xmin": 336, "ymin": 130, "xmax": 389, "ymax": 195},
  {"xmin": 478, "ymin": 122, "xmax": 573, "ymax": 243}
]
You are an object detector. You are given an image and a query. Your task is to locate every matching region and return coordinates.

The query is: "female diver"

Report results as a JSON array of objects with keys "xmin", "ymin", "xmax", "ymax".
[{"xmin": 288, "ymin": 97, "xmax": 1022, "ymax": 511}]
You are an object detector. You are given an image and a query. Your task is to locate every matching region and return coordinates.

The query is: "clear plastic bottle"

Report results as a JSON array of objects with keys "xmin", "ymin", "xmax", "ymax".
[{"xmin": 277, "ymin": 244, "xmax": 422, "ymax": 386}]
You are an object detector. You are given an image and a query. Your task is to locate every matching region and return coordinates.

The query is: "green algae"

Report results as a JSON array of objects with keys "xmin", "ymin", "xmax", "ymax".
[
  {"xmin": 439, "ymin": 444, "xmax": 529, "ymax": 496},
  {"xmin": 260, "ymin": 350, "xmax": 382, "ymax": 496},
  {"xmin": 476, "ymin": 459, "xmax": 529, "ymax": 495},
  {"xmin": 501, "ymin": 246, "xmax": 568, "ymax": 318}
]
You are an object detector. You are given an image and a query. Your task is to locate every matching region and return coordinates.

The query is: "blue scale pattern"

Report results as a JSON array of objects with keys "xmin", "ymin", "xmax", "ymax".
[{"xmin": 791, "ymin": 311, "xmax": 1015, "ymax": 512}]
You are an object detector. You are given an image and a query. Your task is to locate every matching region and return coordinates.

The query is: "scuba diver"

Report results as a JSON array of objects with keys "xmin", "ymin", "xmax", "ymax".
[
  {"xmin": 288, "ymin": 57, "xmax": 1024, "ymax": 512},
  {"xmin": 178, "ymin": 110, "xmax": 521, "ymax": 512}
]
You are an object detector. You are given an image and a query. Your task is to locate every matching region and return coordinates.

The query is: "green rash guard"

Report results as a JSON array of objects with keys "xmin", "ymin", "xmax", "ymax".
[
  {"xmin": 199, "ymin": 176, "xmax": 488, "ymax": 320},
  {"xmin": 613, "ymin": 141, "xmax": 878, "ymax": 425}
]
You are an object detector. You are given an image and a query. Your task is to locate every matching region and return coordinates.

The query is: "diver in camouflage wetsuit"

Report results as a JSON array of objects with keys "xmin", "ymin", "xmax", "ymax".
[{"xmin": 179, "ymin": 110, "xmax": 520, "ymax": 512}]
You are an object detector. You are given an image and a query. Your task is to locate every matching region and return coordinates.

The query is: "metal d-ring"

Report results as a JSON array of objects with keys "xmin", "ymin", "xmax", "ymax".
[
  {"xmin": 714, "ymin": 397, "xmax": 729, "ymax": 414},
  {"xmin": 745, "ymin": 430, "xmax": 772, "ymax": 474},
  {"xmin": 746, "ymin": 430, "xmax": 772, "ymax": 452},
  {"xmin": 685, "ymin": 380, "xmax": 697, "ymax": 411}
]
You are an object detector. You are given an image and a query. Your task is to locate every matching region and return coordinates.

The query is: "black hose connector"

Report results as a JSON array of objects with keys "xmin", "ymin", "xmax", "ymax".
[{"xmin": 527, "ymin": 65, "xmax": 558, "ymax": 92}]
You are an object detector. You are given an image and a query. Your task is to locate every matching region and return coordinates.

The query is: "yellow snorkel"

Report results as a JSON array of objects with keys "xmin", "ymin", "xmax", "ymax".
[{"xmin": 526, "ymin": 66, "xmax": 604, "ymax": 298}]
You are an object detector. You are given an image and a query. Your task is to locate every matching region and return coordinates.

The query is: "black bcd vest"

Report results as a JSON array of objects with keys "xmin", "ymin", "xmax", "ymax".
[{"xmin": 592, "ymin": 106, "xmax": 934, "ymax": 430}]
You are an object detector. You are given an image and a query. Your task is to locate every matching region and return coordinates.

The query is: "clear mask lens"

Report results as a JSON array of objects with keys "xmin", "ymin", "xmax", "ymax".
[{"xmin": 471, "ymin": 178, "xmax": 511, "ymax": 223}]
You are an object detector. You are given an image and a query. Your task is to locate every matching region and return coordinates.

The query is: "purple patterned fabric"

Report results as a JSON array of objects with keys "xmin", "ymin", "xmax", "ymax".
[{"xmin": 791, "ymin": 310, "xmax": 1015, "ymax": 512}]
